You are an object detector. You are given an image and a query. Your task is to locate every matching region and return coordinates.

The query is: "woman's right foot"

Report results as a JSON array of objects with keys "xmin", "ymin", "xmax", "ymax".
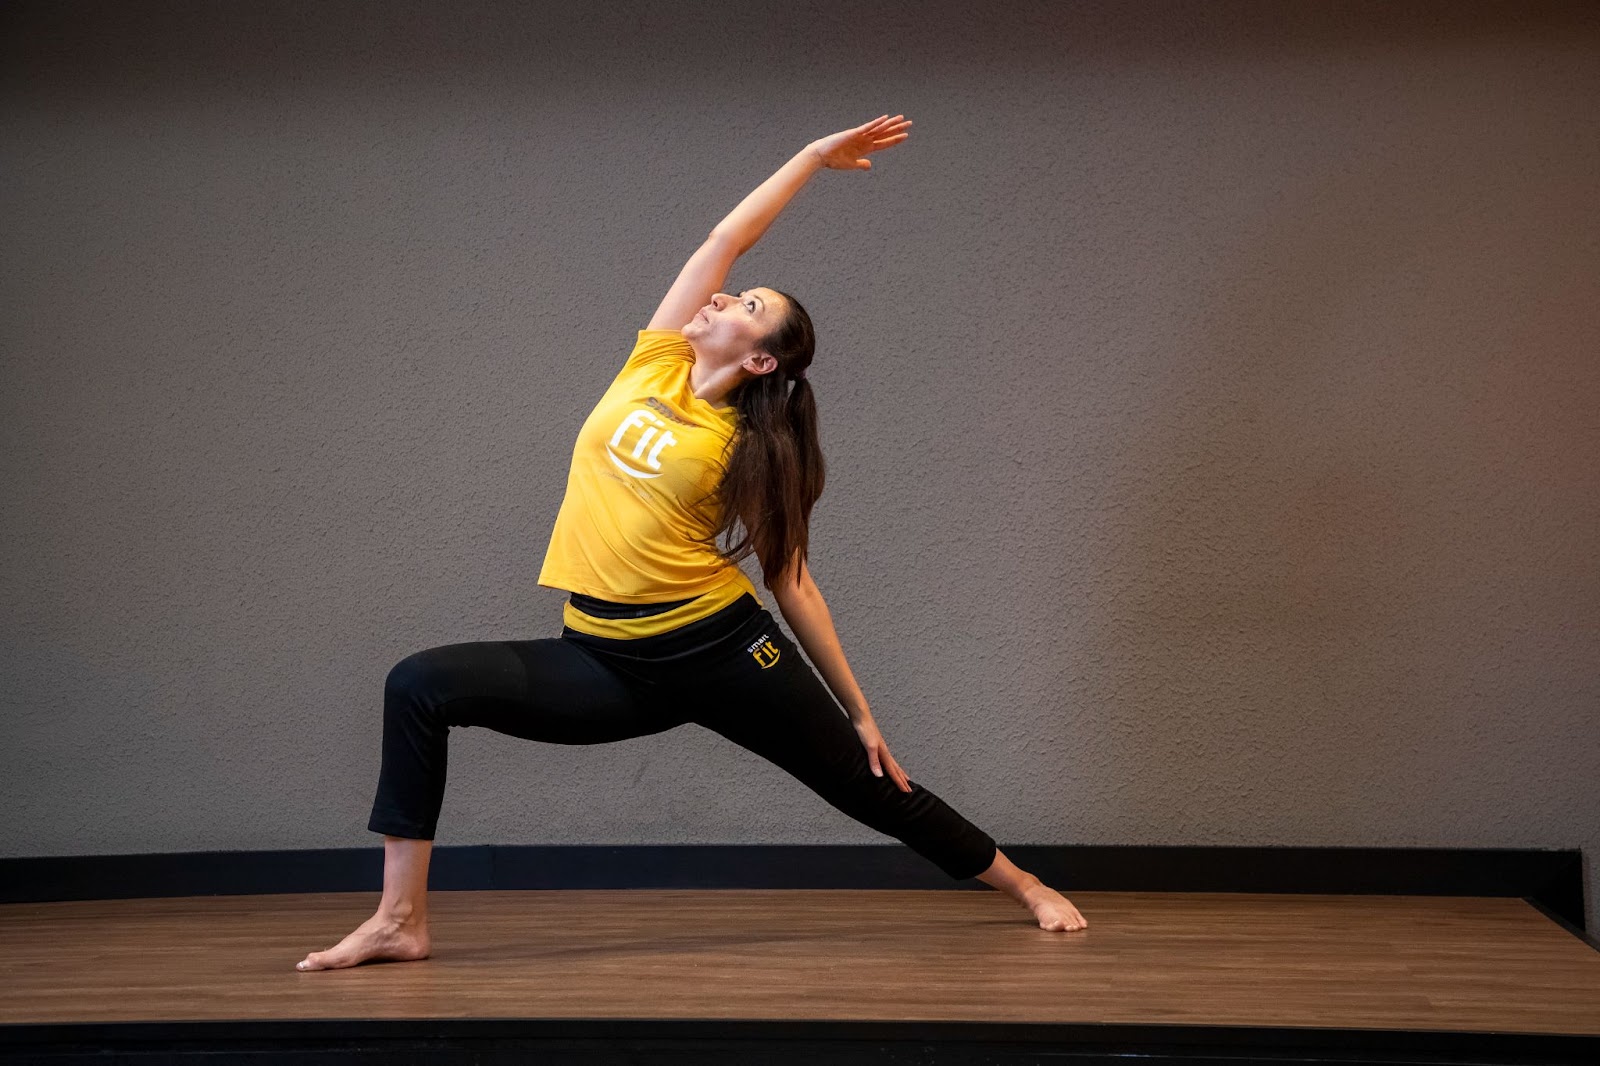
[
  {"xmin": 296, "ymin": 910, "xmax": 431, "ymax": 970},
  {"xmin": 1019, "ymin": 880, "xmax": 1088, "ymax": 932}
]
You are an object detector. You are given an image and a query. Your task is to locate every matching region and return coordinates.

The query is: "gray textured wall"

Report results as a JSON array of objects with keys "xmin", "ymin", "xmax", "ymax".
[{"xmin": 3, "ymin": 0, "xmax": 1596, "ymax": 928}]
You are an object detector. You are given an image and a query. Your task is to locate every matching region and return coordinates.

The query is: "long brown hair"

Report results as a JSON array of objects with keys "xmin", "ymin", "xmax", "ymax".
[{"xmin": 704, "ymin": 289, "xmax": 824, "ymax": 591}]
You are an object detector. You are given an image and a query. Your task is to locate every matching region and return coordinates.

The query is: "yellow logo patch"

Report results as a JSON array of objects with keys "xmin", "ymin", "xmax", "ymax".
[{"xmin": 746, "ymin": 634, "xmax": 782, "ymax": 669}]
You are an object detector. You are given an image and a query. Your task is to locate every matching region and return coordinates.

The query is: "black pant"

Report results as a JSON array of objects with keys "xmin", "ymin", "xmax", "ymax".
[{"xmin": 367, "ymin": 592, "xmax": 998, "ymax": 880}]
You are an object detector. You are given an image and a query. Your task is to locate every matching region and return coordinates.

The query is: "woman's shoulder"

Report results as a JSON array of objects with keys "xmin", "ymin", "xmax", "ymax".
[{"xmin": 623, "ymin": 328, "xmax": 694, "ymax": 370}]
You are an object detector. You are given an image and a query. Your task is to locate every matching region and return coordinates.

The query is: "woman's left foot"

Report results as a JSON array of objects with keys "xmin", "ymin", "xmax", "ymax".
[{"xmin": 1019, "ymin": 879, "xmax": 1087, "ymax": 931}]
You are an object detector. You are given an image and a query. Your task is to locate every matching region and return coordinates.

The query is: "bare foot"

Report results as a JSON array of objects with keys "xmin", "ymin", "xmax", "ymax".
[
  {"xmin": 296, "ymin": 911, "xmax": 431, "ymax": 971},
  {"xmin": 1019, "ymin": 880, "xmax": 1087, "ymax": 931}
]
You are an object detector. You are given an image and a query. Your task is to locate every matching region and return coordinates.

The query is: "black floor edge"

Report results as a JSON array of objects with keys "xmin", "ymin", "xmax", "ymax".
[
  {"xmin": 0, "ymin": 1018, "xmax": 1596, "ymax": 1065},
  {"xmin": 1525, "ymin": 894, "xmax": 1600, "ymax": 952}
]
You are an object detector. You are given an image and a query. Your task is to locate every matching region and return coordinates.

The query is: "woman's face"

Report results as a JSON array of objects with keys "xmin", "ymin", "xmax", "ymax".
[{"xmin": 683, "ymin": 287, "xmax": 782, "ymax": 372}]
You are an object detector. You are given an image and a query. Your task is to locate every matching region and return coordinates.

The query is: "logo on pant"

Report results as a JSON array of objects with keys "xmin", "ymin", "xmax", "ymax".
[{"xmin": 746, "ymin": 633, "xmax": 781, "ymax": 669}]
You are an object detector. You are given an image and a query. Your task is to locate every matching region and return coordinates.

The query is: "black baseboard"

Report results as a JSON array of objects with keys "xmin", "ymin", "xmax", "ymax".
[{"xmin": 0, "ymin": 843, "xmax": 1589, "ymax": 943}]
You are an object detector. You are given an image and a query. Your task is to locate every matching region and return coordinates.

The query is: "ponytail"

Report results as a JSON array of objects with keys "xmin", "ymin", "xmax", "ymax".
[{"xmin": 702, "ymin": 290, "xmax": 823, "ymax": 590}]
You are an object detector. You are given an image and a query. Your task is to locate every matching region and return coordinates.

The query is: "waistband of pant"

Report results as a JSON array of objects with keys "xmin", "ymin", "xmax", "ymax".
[
  {"xmin": 568, "ymin": 591, "xmax": 703, "ymax": 619},
  {"xmin": 562, "ymin": 592, "xmax": 764, "ymax": 662}
]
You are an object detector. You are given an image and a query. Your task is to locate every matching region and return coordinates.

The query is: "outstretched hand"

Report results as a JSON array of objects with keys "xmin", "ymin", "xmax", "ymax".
[
  {"xmin": 853, "ymin": 716, "xmax": 913, "ymax": 792},
  {"xmin": 810, "ymin": 114, "xmax": 913, "ymax": 171}
]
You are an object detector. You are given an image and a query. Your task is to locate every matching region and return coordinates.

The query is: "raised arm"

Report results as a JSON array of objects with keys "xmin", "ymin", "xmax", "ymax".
[{"xmin": 646, "ymin": 114, "xmax": 913, "ymax": 332}]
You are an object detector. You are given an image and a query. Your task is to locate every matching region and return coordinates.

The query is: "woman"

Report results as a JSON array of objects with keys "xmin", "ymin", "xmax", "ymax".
[{"xmin": 297, "ymin": 114, "xmax": 1086, "ymax": 972}]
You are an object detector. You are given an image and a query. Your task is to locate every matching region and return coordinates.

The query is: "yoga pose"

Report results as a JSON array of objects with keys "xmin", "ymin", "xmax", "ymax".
[{"xmin": 297, "ymin": 114, "xmax": 1086, "ymax": 972}]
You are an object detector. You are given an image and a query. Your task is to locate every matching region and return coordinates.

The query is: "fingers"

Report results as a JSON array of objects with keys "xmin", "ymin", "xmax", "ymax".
[
  {"xmin": 862, "ymin": 730, "xmax": 911, "ymax": 790},
  {"xmin": 860, "ymin": 114, "xmax": 910, "ymax": 136},
  {"xmin": 865, "ymin": 122, "xmax": 911, "ymax": 152},
  {"xmin": 881, "ymin": 748, "xmax": 912, "ymax": 792}
]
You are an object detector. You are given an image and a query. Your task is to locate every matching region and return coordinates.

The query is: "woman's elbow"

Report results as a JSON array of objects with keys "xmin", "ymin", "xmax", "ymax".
[{"xmin": 772, "ymin": 575, "xmax": 814, "ymax": 612}]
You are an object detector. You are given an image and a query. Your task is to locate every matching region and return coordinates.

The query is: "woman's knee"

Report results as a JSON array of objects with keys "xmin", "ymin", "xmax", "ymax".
[
  {"xmin": 384, "ymin": 650, "xmax": 434, "ymax": 704},
  {"xmin": 382, "ymin": 645, "xmax": 474, "ymax": 721},
  {"xmin": 826, "ymin": 770, "xmax": 931, "ymax": 828},
  {"xmin": 385, "ymin": 643, "xmax": 480, "ymax": 694}
]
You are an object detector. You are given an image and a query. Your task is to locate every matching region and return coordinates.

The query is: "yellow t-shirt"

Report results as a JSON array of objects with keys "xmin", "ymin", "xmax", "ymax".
[{"xmin": 537, "ymin": 328, "xmax": 764, "ymax": 637}]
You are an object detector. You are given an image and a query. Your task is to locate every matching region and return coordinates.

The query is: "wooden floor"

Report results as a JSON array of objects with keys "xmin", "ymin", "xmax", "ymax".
[{"xmin": 2, "ymin": 889, "xmax": 1597, "ymax": 1034}]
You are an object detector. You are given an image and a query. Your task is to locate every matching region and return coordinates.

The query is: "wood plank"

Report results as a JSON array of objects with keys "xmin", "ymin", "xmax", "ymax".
[{"xmin": 1, "ymin": 891, "xmax": 1596, "ymax": 1033}]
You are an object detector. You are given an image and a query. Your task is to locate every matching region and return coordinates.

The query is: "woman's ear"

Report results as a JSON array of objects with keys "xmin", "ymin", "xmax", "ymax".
[{"xmin": 742, "ymin": 350, "xmax": 780, "ymax": 377}]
